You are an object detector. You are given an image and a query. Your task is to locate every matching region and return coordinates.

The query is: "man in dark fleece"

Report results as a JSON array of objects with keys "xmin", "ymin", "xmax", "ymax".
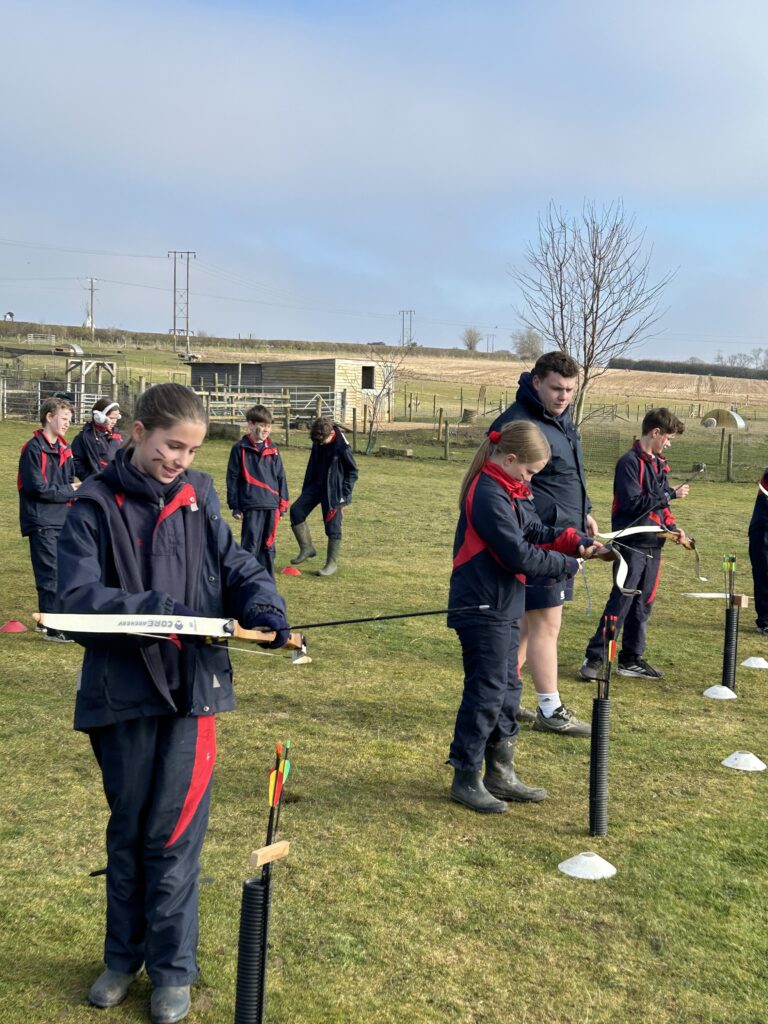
[{"xmin": 488, "ymin": 351, "xmax": 596, "ymax": 738}]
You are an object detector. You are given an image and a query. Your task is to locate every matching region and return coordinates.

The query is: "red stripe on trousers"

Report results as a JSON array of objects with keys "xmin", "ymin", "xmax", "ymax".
[
  {"xmin": 165, "ymin": 716, "xmax": 217, "ymax": 848},
  {"xmin": 646, "ymin": 558, "xmax": 662, "ymax": 605}
]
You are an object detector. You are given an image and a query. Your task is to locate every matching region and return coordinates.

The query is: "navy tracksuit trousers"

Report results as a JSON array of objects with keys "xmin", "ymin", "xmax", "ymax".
[
  {"xmin": 748, "ymin": 526, "xmax": 768, "ymax": 629},
  {"xmin": 448, "ymin": 621, "xmax": 521, "ymax": 771},
  {"xmin": 289, "ymin": 486, "xmax": 342, "ymax": 539},
  {"xmin": 89, "ymin": 714, "xmax": 216, "ymax": 986},
  {"xmin": 240, "ymin": 509, "xmax": 279, "ymax": 578},
  {"xmin": 28, "ymin": 528, "xmax": 61, "ymax": 612},
  {"xmin": 584, "ymin": 546, "xmax": 662, "ymax": 662}
]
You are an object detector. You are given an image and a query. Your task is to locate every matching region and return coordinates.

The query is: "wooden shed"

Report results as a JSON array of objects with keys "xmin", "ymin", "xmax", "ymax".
[{"xmin": 189, "ymin": 357, "xmax": 392, "ymax": 424}]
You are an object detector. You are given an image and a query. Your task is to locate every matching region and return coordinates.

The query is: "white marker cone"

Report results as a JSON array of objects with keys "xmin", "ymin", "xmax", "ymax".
[
  {"xmin": 703, "ymin": 685, "xmax": 738, "ymax": 700},
  {"xmin": 741, "ymin": 656, "xmax": 768, "ymax": 669},
  {"xmin": 558, "ymin": 852, "xmax": 616, "ymax": 880},
  {"xmin": 721, "ymin": 751, "xmax": 766, "ymax": 772}
]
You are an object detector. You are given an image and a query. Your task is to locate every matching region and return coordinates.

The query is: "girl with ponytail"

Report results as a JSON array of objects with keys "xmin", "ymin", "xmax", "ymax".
[{"xmin": 447, "ymin": 420, "xmax": 608, "ymax": 814}]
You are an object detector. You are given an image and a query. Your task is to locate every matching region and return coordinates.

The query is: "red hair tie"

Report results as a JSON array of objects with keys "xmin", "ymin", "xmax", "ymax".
[{"xmin": 489, "ymin": 430, "xmax": 501, "ymax": 444}]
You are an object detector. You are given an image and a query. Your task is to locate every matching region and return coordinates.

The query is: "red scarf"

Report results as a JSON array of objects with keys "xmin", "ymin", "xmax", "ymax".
[{"xmin": 480, "ymin": 461, "xmax": 531, "ymax": 500}]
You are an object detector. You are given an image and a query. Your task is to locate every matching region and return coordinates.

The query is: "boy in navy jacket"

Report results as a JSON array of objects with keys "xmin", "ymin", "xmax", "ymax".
[
  {"xmin": 289, "ymin": 415, "xmax": 358, "ymax": 577},
  {"xmin": 579, "ymin": 408, "xmax": 689, "ymax": 681},
  {"xmin": 18, "ymin": 396, "xmax": 80, "ymax": 641},
  {"xmin": 748, "ymin": 469, "xmax": 768, "ymax": 633},
  {"xmin": 226, "ymin": 405, "xmax": 289, "ymax": 578}
]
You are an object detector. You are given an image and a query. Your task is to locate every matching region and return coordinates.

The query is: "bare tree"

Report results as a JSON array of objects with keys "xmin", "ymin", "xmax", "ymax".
[
  {"xmin": 510, "ymin": 327, "xmax": 544, "ymax": 363},
  {"xmin": 364, "ymin": 344, "xmax": 410, "ymax": 454},
  {"xmin": 461, "ymin": 327, "xmax": 482, "ymax": 352},
  {"xmin": 512, "ymin": 201, "xmax": 675, "ymax": 423}
]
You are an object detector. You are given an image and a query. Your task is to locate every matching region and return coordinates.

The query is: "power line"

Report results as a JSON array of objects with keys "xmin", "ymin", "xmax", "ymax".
[{"xmin": 0, "ymin": 238, "xmax": 165, "ymax": 259}]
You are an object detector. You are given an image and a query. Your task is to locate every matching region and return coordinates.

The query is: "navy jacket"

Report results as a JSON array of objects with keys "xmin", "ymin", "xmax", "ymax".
[
  {"xmin": 18, "ymin": 429, "xmax": 77, "ymax": 535},
  {"xmin": 611, "ymin": 441, "xmax": 678, "ymax": 549},
  {"xmin": 448, "ymin": 467, "xmax": 582, "ymax": 627},
  {"xmin": 58, "ymin": 450, "xmax": 287, "ymax": 732},
  {"xmin": 302, "ymin": 427, "xmax": 358, "ymax": 509},
  {"xmin": 489, "ymin": 373, "xmax": 591, "ymax": 532},
  {"xmin": 749, "ymin": 470, "xmax": 768, "ymax": 536},
  {"xmin": 226, "ymin": 435, "xmax": 289, "ymax": 513},
  {"xmin": 71, "ymin": 422, "xmax": 123, "ymax": 479}
]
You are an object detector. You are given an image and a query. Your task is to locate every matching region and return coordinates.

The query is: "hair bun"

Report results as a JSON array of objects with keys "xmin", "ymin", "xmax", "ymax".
[{"xmin": 489, "ymin": 430, "xmax": 501, "ymax": 444}]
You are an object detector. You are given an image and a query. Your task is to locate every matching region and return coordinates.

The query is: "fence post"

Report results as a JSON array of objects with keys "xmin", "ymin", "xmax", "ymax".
[
  {"xmin": 437, "ymin": 407, "xmax": 443, "ymax": 440},
  {"xmin": 363, "ymin": 404, "xmax": 367, "ymax": 434},
  {"xmin": 409, "ymin": 393, "xmax": 413, "ymax": 422},
  {"xmin": 352, "ymin": 407, "xmax": 357, "ymax": 454},
  {"xmin": 403, "ymin": 385, "xmax": 407, "ymax": 417},
  {"xmin": 719, "ymin": 427, "xmax": 726, "ymax": 465},
  {"xmin": 341, "ymin": 389, "xmax": 347, "ymax": 424},
  {"xmin": 726, "ymin": 433, "xmax": 734, "ymax": 482},
  {"xmin": 444, "ymin": 421, "xmax": 450, "ymax": 460},
  {"xmin": 283, "ymin": 389, "xmax": 290, "ymax": 447},
  {"xmin": 432, "ymin": 394, "xmax": 436, "ymax": 419},
  {"xmin": 315, "ymin": 396, "xmax": 322, "ymax": 419}
]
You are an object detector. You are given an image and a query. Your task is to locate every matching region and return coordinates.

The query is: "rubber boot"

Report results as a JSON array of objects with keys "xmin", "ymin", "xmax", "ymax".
[
  {"xmin": 88, "ymin": 967, "xmax": 143, "ymax": 1008},
  {"xmin": 450, "ymin": 768, "xmax": 508, "ymax": 814},
  {"xmin": 317, "ymin": 537, "xmax": 341, "ymax": 577},
  {"xmin": 150, "ymin": 985, "xmax": 191, "ymax": 1024},
  {"xmin": 483, "ymin": 736, "xmax": 548, "ymax": 803},
  {"xmin": 290, "ymin": 521, "xmax": 316, "ymax": 564}
]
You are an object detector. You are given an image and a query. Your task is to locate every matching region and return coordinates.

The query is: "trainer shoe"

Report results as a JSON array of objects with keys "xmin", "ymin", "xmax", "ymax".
[
  {"xmin": 532, "ymin": 705, "xmax": 591, "ymax": 737},
  {"xmin": 34, "ymin": 623, "xmax": 46, "ymax": 634},
  {"xmin": 617, "ymin": 657, "xmax": 664, "ymax": 679},
  {"xmin": 44, "ymin": 629, "xmax": 74, "ymax": 643},
  {"xmin": 515, "ymin": 706, "xmax": 537, "ymax": 724},
  {"xmin": 578, "ymin": 658, "xmax": 602, "ymax": 681}
]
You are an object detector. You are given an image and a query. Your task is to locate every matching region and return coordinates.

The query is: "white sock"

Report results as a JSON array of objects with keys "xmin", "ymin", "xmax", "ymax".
[{"xmin": 536, "ymin": 691, "xmax": 561, "ymax": 718}]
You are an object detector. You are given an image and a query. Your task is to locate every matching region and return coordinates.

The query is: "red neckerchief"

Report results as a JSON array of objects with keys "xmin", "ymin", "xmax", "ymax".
[{"xmin": 480, "ymin": 461, "xmax": 532, "ymax": 500}]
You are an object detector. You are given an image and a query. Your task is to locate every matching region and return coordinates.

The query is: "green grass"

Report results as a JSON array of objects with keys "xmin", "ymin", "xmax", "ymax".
[{"xmin": 0, "ymin": 421, "xmax": 767, "ymax": 1023}]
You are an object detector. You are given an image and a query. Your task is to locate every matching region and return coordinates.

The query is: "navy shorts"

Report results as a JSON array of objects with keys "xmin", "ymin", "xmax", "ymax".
[{"xmin": 524, "ymin": 575, "xmax": 574, "ymax": 612}]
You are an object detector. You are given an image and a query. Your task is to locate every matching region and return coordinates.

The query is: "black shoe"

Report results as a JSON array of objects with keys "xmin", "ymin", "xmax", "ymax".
[
  {"xmin": 578, "ymin": 658, "xmax": 602, "ymax": 681},
  {"xmin": 532, "ymin": 705, "xmax": 591, "ymax": 738},
  {"xmin": 516, "ymin": 705, "xmax": 537, "ymax": 724},
  {"xmin": 617, "ymin": 657, "xmax": 664, "ymax": 679},
  {"xmin": 88, "ymin": 967, "xmax": 142, "ymax": 1008},
  {"xmin": 150, "ymin": 985, "xmax": 191, "ymax": 1024},
  {"xmin": 756, "ymin": 625, "xmax": 768, "ymax": 636},
  {"xmin": 44, "ymin": 629, "xmax": 74, "ymax": 643},
  {"xmin": 34, "ymin": 623, "xmax": 46, "ymax": 634}
]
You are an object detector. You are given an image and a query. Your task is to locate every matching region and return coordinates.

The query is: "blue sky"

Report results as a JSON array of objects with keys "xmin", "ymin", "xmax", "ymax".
[{"xmin": 1, "ymin": 0, "xmax": 767, "ymax": 359}]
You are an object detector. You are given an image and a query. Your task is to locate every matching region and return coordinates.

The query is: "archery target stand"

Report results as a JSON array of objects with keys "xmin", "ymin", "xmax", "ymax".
[
  {"xmin": 702, "ymin": 592, "xmax": 748, "ymax": 701},
  {"xmin": 558, "ymin": 852, "xmax": 616, "ymax": 881}
]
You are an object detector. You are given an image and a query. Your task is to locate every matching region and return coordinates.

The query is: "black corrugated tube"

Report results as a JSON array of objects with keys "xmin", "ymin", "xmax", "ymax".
[
  {"xmin": 589, "ymin": 696, "xmax": 611, "ymax": 837},
  {"xmin": 234, "ymin": 876, "xmax": 271, "ymax": 1024},
  {"xmin": 721, "ymin": 606, "xmax": 739, "ymax": 691}
]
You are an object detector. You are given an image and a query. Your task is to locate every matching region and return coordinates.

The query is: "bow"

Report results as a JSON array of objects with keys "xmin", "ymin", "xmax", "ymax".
[
  {"xmin": 594, "ymin": 524, "xmax": 707, "ymax": 594},
  {"xmin": 33, "ymin": 613, "xmax": 312, "ymax": 664}
]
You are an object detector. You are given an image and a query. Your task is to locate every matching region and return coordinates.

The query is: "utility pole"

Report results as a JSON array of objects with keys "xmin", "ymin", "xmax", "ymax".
[
  {"xmin": 85, "ymin": 277, "xmax": 98, "ymax": 345},
  {"xmin": 168, "ymin": 250, "xmax": 196, "ymax": 354},
  {"xmin": 485, "ymin": 332, "xmax": 496, "ymax": 353},
  {"xmin": 399, "ymin": 309, "xmax": 415, "ymax": 347}
]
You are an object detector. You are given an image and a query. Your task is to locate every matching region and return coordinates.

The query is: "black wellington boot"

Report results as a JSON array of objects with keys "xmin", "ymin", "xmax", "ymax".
[
  {"xmin": 484, "ymin": 736, "xmax": 548, "ymax": 803},
  {"xmin": 317, "ymin": 537, "xmax": 341, "ymax": 577},
  {"xmin": 450, "ymin": 768, "xmax": 508, "ymax": 813},
  {"xmin": 290, "ymin": 521, "xmax": 317, "ymax": 564}
]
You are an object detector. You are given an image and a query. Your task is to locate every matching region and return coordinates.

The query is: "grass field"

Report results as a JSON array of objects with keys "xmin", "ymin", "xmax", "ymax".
[{"xmin": 1, "ymin": 419, "xmax": 767, "ymax": 1024}]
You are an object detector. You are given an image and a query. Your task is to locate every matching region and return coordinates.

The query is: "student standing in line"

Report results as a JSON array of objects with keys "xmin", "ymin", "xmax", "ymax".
[
  {"xmin": 447, "ymin": 421, "xmax": 609, "ymax": 814},
  {"xmin": 226, "ymin": 404, "xmax": 289, "ymax": 578},
  {"xmin": 57, "ymin": 383, "xmax": 290, "ymax": 1024},
  {"xmin": 289, "ymin": 415, "xmax": 358, "ymax": 577},
  {"xmin": 18, "ymin": 396, "xmax": 80, "ymax": 642},
  {"xmin": 71, "ymin": 398, "xmax": 123, "ymax": 479},
  {"xmin": 579, "ymin": 408, "xmax": 689, "ymax": 681},
  {"xmin": 488, "ymin": 351, "xmax": 596, "ymax": 737},
  {"xmin": 749, "ymin": 468, "xmax": 768, "ymax": 635}
]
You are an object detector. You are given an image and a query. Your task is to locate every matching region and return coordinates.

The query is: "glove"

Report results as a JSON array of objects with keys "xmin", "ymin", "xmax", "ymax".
[{"xmin": 242, "ymin": 605, "xmax": 291, "ymax": 649}]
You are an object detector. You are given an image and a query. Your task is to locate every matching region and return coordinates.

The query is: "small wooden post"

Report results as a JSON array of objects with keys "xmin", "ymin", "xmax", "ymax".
[
  {"xmin": 315, "ymin": 396, "xmax": 322, "ymax": 419},
  {"xmin": 362, "ymin": 404, "xmax": 367, "ymax": 434},
  {"xmin": 341, "ymin": 389, "xmax": 347, "ymax": 424},
  {"xmin": 726, "ymin": 432, "xmax": 734, "ymax": 482},
  {"xmin": 352, "ymin": 407, "xmax": 357, "ymax": 453},
  {"xmin": 432, "ymin": 394, "xmax": 436, "ymax": 418},
  {"xmin": 409, "ymin": 393, "xmax": 413, "ymax": 422},
  {"xmin": 719, "ymin": 427, "xmax": 726, "ymax": 465},
  {"xmin": 437, "ymin": 407, "xmax": 444, "ymax": 440},
  {"xmin": 443, "ymin": 421, "xmax": 450, "ymax": 460}
]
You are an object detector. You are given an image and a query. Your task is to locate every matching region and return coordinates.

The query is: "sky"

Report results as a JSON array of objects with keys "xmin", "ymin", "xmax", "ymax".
[{"xmin": 1, "ymin": 0, "xmax": 767, "ymax": 360}]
